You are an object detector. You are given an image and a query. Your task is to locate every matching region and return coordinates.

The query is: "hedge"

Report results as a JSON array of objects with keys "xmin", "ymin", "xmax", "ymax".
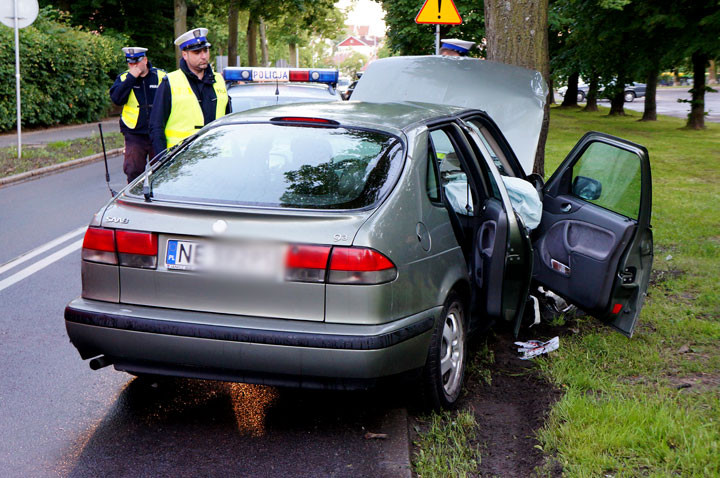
[{"xmin": 0, "ymin": 8, "xmax": 127, "ymax": 131}]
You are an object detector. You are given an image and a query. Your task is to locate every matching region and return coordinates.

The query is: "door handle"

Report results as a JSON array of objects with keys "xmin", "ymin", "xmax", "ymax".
[{"xmin": 560, "ymin": 203, "xmax": 572, "ymax": 213}]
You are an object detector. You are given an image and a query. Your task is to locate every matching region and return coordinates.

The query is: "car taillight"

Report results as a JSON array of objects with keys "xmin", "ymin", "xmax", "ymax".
[
  {"xmin": 328, "ymin": 247, "xmax": 397, "ymax": 285},
  {"xmin": 82, "ymin": 227, "xmax": 117, "ymax": 265},
  {"xmin": 116, "ymin": 230, "xmax": 158, "ymax": 269},
  {"xmin": 285, "ymin": 245, "xmax": 331, "ymax": 283},
  {"xmin": 81, "ymin": 227, "xmax": 158, "ymax": 269}
]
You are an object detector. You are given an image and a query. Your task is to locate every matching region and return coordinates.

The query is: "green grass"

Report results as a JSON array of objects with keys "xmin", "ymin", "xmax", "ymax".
[
  {"xmin": 0, "ymin": 132, "xmax": 124, "ymax": 178},
  {"xmin": 537, "ymin": 106, "xmax": 720, "ymax": 477},
  {"xmin": 413, "ymin": 410, "xmax": 479, "ymax": 478}
]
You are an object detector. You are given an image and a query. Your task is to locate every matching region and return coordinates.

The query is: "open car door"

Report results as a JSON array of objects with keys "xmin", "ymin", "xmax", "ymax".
[{"xmin": 533, "ymin": 132, "xmax": 653, "ymax": 337}]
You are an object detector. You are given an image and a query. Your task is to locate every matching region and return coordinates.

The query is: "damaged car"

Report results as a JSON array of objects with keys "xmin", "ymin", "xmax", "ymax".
[{"xmin": 64, "ymin": 56, "xmax": 653, "ymax": 410}]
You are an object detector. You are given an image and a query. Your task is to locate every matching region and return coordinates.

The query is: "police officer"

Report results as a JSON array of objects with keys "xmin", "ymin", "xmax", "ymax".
[
  {"xmin": 110, "ymin": 47, "xmax": 166, "ymax": 183},
  {"xmin": 149, "ymin": 28, "xmax": 230, "ymax": 154},
  {"xmin": 439, "ymin": 39, "xmax": 476, "ymax": 57}
]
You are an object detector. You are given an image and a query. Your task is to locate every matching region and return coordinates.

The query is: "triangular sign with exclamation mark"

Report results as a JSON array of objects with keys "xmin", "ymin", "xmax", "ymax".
[{"xmin": 415, "ymin": 0, "xmax": 462, "ymax": 25}]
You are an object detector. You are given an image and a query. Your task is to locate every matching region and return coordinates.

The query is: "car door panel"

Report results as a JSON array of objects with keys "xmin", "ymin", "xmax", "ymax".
[
  {"xmin": 533, "ymin": 132, "xmax": 652, "ymax": 337},
  {"xmin": 474, "ymin": 198, "xmax": 508, "ymax": 319}
]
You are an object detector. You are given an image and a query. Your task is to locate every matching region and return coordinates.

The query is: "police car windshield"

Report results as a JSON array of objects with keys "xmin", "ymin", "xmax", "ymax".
[
  {"xmin": 231, "ymin": 95, "xmax": 334, "ymax": 113},
  {"xmin": 131, "ymin": 123, "xmax": 404, "ymax": 210}
]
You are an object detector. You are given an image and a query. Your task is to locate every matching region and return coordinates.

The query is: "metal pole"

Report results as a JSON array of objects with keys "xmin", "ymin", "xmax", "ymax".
[
  {"xmin": 13, "ymin": 0, "xmax": 22, "ymax": 159},
  {"xmin": 435, "ymin": 24, "xmax": 440, "ymax": 55}
]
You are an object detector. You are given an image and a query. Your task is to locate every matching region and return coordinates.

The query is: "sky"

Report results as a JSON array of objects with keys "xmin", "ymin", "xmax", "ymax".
[{"xmin": 334, "ymin": 0, "xmax": 387, "ymax": 37}]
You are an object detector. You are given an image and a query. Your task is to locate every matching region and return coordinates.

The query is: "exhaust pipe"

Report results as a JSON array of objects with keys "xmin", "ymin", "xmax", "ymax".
[{"xmin": 89, "ymin": 355, "xmax": 112, "ymax": 370}]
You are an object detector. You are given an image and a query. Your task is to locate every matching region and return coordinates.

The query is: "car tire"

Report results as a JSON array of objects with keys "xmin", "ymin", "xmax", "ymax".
[
  {"xmin": 421, "ymin": 292, "xmax": 467, "ymax": 411},
  {"xmin": 624, "ymin": 91, "xmax": 635, "ymax": 102},
  {"xmin": 577, "ymin": 91, "xmax": 586, "ymax": 102}
]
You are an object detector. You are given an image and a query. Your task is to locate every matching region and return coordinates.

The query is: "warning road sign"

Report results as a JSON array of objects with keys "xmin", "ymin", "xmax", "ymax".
[{"xmin": 415, "ymin": 0, "xmax": 462, "ymax": 25}]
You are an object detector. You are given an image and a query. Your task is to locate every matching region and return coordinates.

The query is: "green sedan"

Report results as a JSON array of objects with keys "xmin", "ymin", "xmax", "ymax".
[{"xmin": 65, "ymin": 57, "xmax": 653, "ymax": 410}]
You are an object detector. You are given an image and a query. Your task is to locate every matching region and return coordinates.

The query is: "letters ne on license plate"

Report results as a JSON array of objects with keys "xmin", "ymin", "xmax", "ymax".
[{"xmin": 165, "ymin": 239, "xmax": 283, "ymax": 279}]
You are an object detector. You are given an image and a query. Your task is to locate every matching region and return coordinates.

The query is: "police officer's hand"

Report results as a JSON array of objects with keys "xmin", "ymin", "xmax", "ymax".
[{"xmin": 128, "ymin": 62, "xmax": 143, "ymax": 78}]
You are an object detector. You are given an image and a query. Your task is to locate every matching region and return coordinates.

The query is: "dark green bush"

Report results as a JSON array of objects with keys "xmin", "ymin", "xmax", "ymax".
[{"xmin": 0, "ymin": 8, "xmax": 127, "ymax": 131}]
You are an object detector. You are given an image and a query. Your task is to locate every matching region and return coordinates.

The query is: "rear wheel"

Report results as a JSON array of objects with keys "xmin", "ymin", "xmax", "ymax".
[
  {"xmin": 624, "ymin": 91, "xmax": 636, "ymax": 102},
  {"xmin": 422, "ymin": 293, "xmax": 467, "ymax": 410},
  {"xmin": 577, "ymin": 91, "xmax": 586, "ymax": 102}
]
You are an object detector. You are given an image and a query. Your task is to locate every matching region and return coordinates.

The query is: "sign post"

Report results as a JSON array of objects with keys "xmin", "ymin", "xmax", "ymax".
[
  {"xmin": 415, "ymin": 0, "xmax": 463, "ymax": 54},
  {"xmin": 0, "ymin": 0, "xmax": 39, "ymax": 159}
]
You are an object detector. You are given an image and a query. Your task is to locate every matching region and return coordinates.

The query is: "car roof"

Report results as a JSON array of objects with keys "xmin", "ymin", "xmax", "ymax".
[
  {"xmin": 227, "ymin": 82, "xmax": 338, "ymax": 99},
  {"xmin": 211, "ymin": 100, "xmax": 468, "ymax": 136}
]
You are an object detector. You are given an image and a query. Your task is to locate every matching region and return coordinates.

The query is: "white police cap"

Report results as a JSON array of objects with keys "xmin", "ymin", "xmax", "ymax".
[
  {"xmin": 175, "ymin": 28, "xmax": 211, "ymax": 51},
  {"xmin": 122, "ymin": 47, "xmax": 148, "ymax": 63},
  {"xmin": 440, "ymin": 39, "xmax": 476, "ymax": 55}
]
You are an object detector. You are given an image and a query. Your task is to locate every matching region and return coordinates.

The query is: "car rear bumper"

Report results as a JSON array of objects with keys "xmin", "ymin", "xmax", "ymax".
[{"xmin": 64, "ymin": 298, "xmax": 437, "ymax": 389}]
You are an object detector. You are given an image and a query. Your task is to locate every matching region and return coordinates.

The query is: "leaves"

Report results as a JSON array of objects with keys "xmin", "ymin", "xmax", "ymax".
[{"xmin": 0, "ymin": 6, "xmax": 126, "ymax": 131}]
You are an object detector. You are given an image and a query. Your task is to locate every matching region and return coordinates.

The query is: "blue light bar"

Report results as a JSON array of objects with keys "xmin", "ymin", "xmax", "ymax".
[{"xmin": 223, "ymin": 67, "xmax": 339, "ymax": 85}]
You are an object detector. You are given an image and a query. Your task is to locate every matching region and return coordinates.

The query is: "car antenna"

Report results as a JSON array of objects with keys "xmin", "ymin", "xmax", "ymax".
[
  {"xmin": 98, "ymin": 123, "xmax": 117, "ymax": 198},
  {"xmin": 142, "ymin": 149, "xmax": 165, "ymax": 203}
]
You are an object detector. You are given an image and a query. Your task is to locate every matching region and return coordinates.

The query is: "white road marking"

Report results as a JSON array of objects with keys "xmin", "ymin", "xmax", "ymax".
[
  {"xmin": 0, "ymin": 239, "xmax": 84, "ymax": 293},
  {"xmin": 0, "ymin": 226, "xmax": 86, "ymax": 276}
]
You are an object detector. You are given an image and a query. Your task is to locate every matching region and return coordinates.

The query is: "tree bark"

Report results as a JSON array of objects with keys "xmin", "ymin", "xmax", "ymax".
[
  {"xmin": 484, "ymin": 0, "xmax": 550, "ymax": 177},
  {"xmin": 548, "ymin": 77, "xmax": 555, "ymax": 104},
  {"xmin": 259, "ymin": 17, "xmax": 269, "ymax": 67},
  {"xmin": 247, "ymin": 15, "xmax": 258, "ymax": 67},
  {"xmin": 686, "ymin": 51, "xmax": 708, "ymax": 130},
  {"xmin": 673, "ymin": 69, "xmax": 681, "ymax": 86},
  {"xmin": 174, "ymin": 0, "xmax": 187, "ymax": 69},
  {"xmin": 640, "ymin": 68, "xmax": 658, "ymax": 121},
  {"xmin": 709, "ymin": 59, "xmax": 718, "ymax": 85},
  {"xmin": 583, "ymin": 75, "xmax": 599, "ymax": 112},
  {"xmin": 561, "ymin": 72, "xmax": 579, "ymax": 107},
  {"xmin": 227, "ymin": 1, "xmax": 239, "ymax": 67}
]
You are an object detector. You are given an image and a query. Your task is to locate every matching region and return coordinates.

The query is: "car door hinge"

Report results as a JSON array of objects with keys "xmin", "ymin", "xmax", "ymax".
[{"xmin": 620, "ymin": 267, "xmax": 636, "ymax": 284}]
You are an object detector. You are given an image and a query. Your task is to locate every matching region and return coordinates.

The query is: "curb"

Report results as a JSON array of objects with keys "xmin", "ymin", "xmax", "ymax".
[{"xmin": 0, "ymin": 148, "xmax": 124, "ymax": 187}]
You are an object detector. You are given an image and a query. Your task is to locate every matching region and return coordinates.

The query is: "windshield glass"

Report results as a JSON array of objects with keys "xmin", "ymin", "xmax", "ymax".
[
  {"xmin": 132, "ymin": 123, "xmax": 403, "ymax": 210},
  {"xmin": 231, "ymin": 95, "xmax": 333, "ymax": 112}
]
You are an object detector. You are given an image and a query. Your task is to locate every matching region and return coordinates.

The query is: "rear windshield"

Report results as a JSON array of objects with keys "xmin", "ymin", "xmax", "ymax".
[{"xmin": 132, "ymin": 123, "xmax": 403, "ymax": 210}]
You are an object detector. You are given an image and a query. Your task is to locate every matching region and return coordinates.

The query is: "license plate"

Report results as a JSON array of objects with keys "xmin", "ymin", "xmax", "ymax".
[{"xmin": 165, "ymin": 239, "xmax": 285, "ymax": 280}]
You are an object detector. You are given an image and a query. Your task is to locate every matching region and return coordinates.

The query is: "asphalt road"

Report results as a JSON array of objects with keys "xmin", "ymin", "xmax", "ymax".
[
  {"xmin": 0, "ymin": 119, "xmax": 120, "ymax": 148},
  {"xmin": 578, "ymin": 87, "xmax": 720, "ymax": 122},
  {"xmin": 0, "ymin": 159, "xmax": 409, "ymax": 477}
]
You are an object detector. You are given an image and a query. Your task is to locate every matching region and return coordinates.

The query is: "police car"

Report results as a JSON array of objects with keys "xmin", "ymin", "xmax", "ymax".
[{"xmin": 223, "ymin": 67, "xmax": 341, "ymax": 112}]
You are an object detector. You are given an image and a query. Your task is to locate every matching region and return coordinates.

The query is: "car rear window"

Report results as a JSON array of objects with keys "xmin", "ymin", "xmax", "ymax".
[{"xmin": 133, "ymin": 123, "xmax": 403, "ymax": 210}]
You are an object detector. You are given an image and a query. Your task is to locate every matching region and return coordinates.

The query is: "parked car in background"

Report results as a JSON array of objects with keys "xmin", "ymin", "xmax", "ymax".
[
  {"xmin": 223, "ymin": 67, "xmax": 341, "ymax": 112},
  {"xmin": 574, "ymin": 82, "xmax": 647, "ymax": 103}
]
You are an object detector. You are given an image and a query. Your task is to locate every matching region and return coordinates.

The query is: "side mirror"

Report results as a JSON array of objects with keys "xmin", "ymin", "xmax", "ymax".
[{"xmin": 572, "ymin": 175, "xmax": 602, "ymax": 201}]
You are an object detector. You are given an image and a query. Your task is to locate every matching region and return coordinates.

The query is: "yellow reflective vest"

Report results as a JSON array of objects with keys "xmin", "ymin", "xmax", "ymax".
[
  {"xmin": 119, "ymin": 70, "xmax": 166, "ymax": 129},
  {"xmin": 164, "ymin": 70, "xmax": 228, "ymax": 148}
]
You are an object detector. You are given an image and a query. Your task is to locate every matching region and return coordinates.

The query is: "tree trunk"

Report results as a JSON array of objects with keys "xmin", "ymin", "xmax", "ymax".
[
  {"xmin": 174, "ymin": 0, "xmax": 187, "ymax": 69},
  {"xmin": 686, "ymin": 51, "xmax": 708, "ymax": 130},
  {"xmin": 583, "ymin": 75, "xmax": 599, "ymax": 112},
  {"xmin": 289, "ymin": 43, "xmax": 298, "ymax": 67},
  {"xmin": 227, "ymin": 1, "xmax": 239, "ymax": 67},
  {"xmin": 561, "ymin": 72, "xmax": 579, "ymax": 107},
  {"xmin": 640, "ymin": 68, "xmax": 658, "ymax": 121},
  {"xmin": 609, "ymin": 92, "xmax": 625, "ymax": 115},
  {"xmin": 548, "ymin": 76, "xmax": 555, "ymax": 104},
  {"xmin": 259, "ymin": 17, "xmax": 269, "ymax": 67},
  {"xmin": 247, "ymin": 15, "xmax": 258, "ymax": 67},
  {"xmin": 708, "ymin": 59, "xmax": 717, "ymax": 85},
  {"xmin": 484, "ymin": 0, "xmax": 550, "ymax": 177},
  {"xmin": 673, "ymin": 69, "xmax": 681, "ymax": 86}
]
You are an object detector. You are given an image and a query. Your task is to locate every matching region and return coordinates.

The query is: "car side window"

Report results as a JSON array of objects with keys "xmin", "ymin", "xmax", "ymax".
[
  {"xmin": 429, "ymin": 129, "xmax": 474, "ymax": 215},
  {"xmin": 466, "ymin": 120, "xmax": 513, "ymax": 177},
  {"xmin": 571, "ymin": 141, "xmax": 642, "ymax": 219},
  {"xmin": 426, "ymin": 143, "xmax": 441, "ymax": 203}
]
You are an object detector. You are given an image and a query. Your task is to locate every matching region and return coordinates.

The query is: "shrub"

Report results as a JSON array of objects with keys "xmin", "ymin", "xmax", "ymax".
[{"xmin": 0, "ymin": 8, "xmax": 127, "ymax": 131}]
